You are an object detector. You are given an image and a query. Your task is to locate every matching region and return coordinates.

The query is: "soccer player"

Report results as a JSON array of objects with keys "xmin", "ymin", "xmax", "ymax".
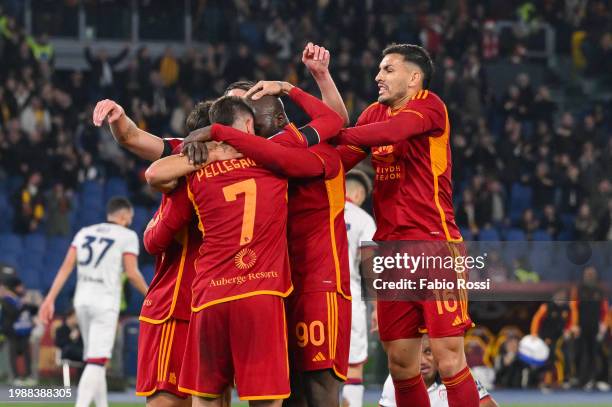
[
  {"xmin": 145, "ymin": 96, "xmax": 298, "ymax": 406},
  {"xmin": 343, "ymin": 170, "xmax": 377, "ymax": 407},
  {"xmin": 39, "ymin": 197, "xmax": 148, "ymax": 407},
  {"xmin": 92, "ymin": 100, "xmax": 236, "ymax": 407},
  {"xmin": 332, "ymin": 44, "xmax": 477, "ymax": 407},
  {"xmin": 379, "ymin": 336, "xmax": 498, "ymax": 407}
]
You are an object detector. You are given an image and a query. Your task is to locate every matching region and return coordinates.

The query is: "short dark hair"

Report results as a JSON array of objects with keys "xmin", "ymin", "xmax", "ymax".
[
  {"xmin": 106, "ymin": 196, "xmax": 133, "ymax": 215},
  {"xmin": 382, "ymin": 44, "xmax": 434, "ymax": 89},
  {"xmin": 185, "ymin": 100, "xmax": 213, "ymax": 132},
  {"xmin": 224, "ymin": 80, "xmax": 256, "ymax": 95},
  {"xmin": 209, "ymin": 96, "xmax": 255, "ymax": 126}
]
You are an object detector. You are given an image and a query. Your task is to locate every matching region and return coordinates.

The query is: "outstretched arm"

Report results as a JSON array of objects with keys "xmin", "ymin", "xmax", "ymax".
[
  {"xmin": 303, "ymin": 42, "xmax": 350, "ymax": 126},
  {"xmin": 335, "ymin": 105, "xmax": 445, "ymax": 146},
  {"xmin": 38, "ymin": 247, "xmax": 77, "ymax": 324},
  {"xmin": 210, "ymin": 124, "xmax": 325, "ymax": 178},
  {"xmin": 93, "ymin": 99, "xmax": 168, "ymax": 161}
]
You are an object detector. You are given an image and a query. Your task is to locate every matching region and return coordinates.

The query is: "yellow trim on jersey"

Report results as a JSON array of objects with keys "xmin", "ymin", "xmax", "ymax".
[
  {"xmin": 135, "ymin": 388, "xmax": 158, "ymax": 397},
  {"xmin": 429, "ymin": 104, "xmax": 462, "ymax": 243},
  {"xmin": 281, "ymin": 300, "xmax": 290, "ymax": 380},
  {"xmin": 326, "ymin": 293, "xmax": 333, "ymax": 360},
  {"xmin": 346, "ymin": 145, "xmax": 366, "ymax": 153},
  {"xmin": 177, "ymin": 386, "xmax": 221, "ymax": 398},
  {"xmin": 324, "ymin": 166, "xmax": 352, "ymax": 300},
  {"xmin": 240, "ymin": 393, "xmax": 291, "ymax": 401},
  {"xmin": 332, "ymin": 365, "xmax": 348, "ymax": 381},
  {"xmin": 287, "ymin": 122, "xmax": 306, "ymax": 145},
  {"xmin": 190, "ymin": 288, "xmax": 294, "ymax": 312},
  {"xmin": 186, "ymin": 181, "xmax": 205, "ymax": 237},
  {"xmin": 139, "ymin": 232, "xmax": 190, "ymax": 325},
  {"xmin": 156, "ymin": 323, "xmax": 166, "ymax": 382},
  {"xmin": 162, "ymin": 320, "xmax": 176, "ymax": 381},
  {"xmin": 401, "ymin": 109, "xmax": 424, "ymax": 119}
]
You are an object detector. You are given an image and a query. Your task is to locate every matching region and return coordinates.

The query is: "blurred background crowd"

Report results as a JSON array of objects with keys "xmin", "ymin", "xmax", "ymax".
[{"xmin": 0, "ymin": 0, "xmax": 610, "ymax": 391}]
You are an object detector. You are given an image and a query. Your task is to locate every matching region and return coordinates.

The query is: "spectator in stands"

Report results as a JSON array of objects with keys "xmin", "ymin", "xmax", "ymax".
[
  {"xmin": 44, "ymin": 183, "xmax": 72, "ymax": 237},
  {"xmin": 84, "ymin": 44, "xmax": 130, "ymax": 99},
  {"xmin": 541, "ymin": 204, "xmax": 562, "ymax": 239},
  {"xmin": 158, "ymin": 46, "xmax": 179, "ymax": 88},
  {"xmin": 530, "ymin": 290, "xmax": 576, "ymax": 388},
  {"xmin": 494, "ymin": 333, "xmax": 524, "ymax": 388},
  {"xmin": 571, "ymin": 266, "xmax": 609, "ymax": 390},
  {"xmin": 513, "ymin": 256, "xmax": 540, "ymax": 283},
  {"xmin": 13, "ymin": 172, "xmax": 44, "ymax": 234},
  {"xmin": 54, "ymin": 308, "xmax": 83, "ymax": 362},
  {"xmin": 531, "ymin": 86, "xmax": 556, "ymax": 125},
  {"xmin": 76, "ymin": 152, "xmax": 103, "ymax": 184},
  {"xmin": 575, "ymin": 203, "xmax": 598, "ymax": 241},
  {"xmin": 531, "ymin": 162, "xmax": 556, "ymax": 212},
  {"xmin": 520, "ymin": 209, "xmax": 540, "ymax": 240},
  {"xmin": 0, "ymin": 277, "xmax": 36, "ymax": 386},
  {"xmin": 19, "ymin": 96, "xmax": 51, "ymax": 136},
  {"xmin": 559, "ymin": 164, "xmax": 583, "ymax": 215}
]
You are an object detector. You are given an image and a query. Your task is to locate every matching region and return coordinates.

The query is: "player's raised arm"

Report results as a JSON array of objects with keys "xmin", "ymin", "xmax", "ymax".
[
  {"xmin": 303, "ymin": 42, "xmax": 350, "ymax": 125},
  {"xmin": 93, "ymin": 99, "xmax": 168, "ymax": 161},
  {"xmin": 38, "ymin": 246, "xmax": 77, "ymax": 324},
  {"xmin": 143, "ymin": 181, "xmax": 194, "ymax": 255},
  {"xmin": 246, "ymin": 81, "xmax": 344, "ymax": 143}
]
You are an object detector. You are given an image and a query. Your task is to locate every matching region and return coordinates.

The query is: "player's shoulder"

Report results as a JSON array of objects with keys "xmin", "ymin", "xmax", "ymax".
[
  {"xmin": 359, "ymin": 101, "xmax": 385, "ymax": 118},
  {"xmin": 346, "ymin": 201, "xmax": 373, "ymax": 220},
  {"xmin": 405, "ymin": 89, "xmax": 445, "ymax": 111}
]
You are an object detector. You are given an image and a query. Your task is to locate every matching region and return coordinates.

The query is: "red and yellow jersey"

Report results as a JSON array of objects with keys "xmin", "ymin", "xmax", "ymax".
[
  {"xmin": 140, "ymin": 139, "xmax": 198, "ymax": 323},
  {"xmin": 141, "ymin": 184, "xmax": 200, "ymax": 322},
  {"xmin": 337, "ymin": 90, "xmax": 461, "ymax": 242},
  {"xmin": 285, "ymin": 143, "xmax": 351, "ymax": 298},
  {"xmin": 186, "ymin": 159, "xmax": 292, "ymax": 311}
]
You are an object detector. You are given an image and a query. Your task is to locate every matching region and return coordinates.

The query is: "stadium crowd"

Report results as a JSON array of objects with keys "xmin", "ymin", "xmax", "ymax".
[{"xmin": 0, "ymin": 0, "xmax": 611, "ymax": 392}]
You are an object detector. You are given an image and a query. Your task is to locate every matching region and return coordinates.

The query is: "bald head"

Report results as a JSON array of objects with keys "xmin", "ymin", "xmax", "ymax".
[{"xmin": 245, "ymin": 95, "xmax": 289, "ymax": 138}]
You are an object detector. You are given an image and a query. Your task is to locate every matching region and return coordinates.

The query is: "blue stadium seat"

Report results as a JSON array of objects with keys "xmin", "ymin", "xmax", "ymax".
[
  {"xmin": 46, "ymin": 236, "xmax": 72, "ymax": 255},
  {"xmin": 142, "ymin": 264, "xmax": 155, "ymax": 284},
  {"xmin": 529, "ymin": 243, "xmax": 554, "ymax": 280},
  {"xmin": 505, "ymin": 228, "xmax": 526, "ymax": 241},
  {"xmin": 18, "ymin": 254, "xmax": 44, "ymax": 290},
  {"xmin": 0, "ymin": 233, "xmax": 23, "ymax": 254},
  {"xmin": 122, "ymin": 318, "xmax": 141, "ymax": 378},
  {"xmin": 0, "ymin": 193, "xmax": 13, "ymax": 233},
  {"xmin": 479, "ymin": 227, "xmax": 500, "ymax": 242},
  {"xmin": 460, "ymin": 228, "xmax": 473, "ymax": 241},
  {"xmin": 23, "ymin": 233, "xmax": 46, "ymax": 254},
  {"xmin": 509, "ymin": 183, "xmax": 533, "ymax": 223},
  {"xmin": 105, "ymin": 178, "xmax": 129, "ymax": 201},
  {"xmin": 7, "ymin": 175, "xmax": 24, "ymax": 195},
  {"xmin": 532, "ymin": 230, "xmax": 552, "ymax": 241}
]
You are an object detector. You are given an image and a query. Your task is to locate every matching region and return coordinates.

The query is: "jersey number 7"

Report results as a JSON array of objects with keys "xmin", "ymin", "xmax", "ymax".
[
  {"xmin": 223, "ymin": 178, "xmax": 257, "ymax": 246},
  {"xmin": 79, "ymin": 236, "xmax": 116, "ymax": 267}
]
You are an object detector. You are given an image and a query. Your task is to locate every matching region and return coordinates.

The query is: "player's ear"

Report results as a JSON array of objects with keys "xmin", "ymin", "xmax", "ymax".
[{"xmin": 245, "ymin": 116, "xmax": 255, "ymax": 134}]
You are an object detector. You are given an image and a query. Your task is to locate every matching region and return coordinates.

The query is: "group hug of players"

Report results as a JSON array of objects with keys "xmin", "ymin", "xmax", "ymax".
[{"xmin": 39, "ymin": 42, "xmax": 499, "ymax": 407}]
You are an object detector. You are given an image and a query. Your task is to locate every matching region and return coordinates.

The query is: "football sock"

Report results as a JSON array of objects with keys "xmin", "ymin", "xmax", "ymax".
[
  {"xmin": 393, "ymin": 374, "xmax": 430, "ymax": 407},
  {"xmin": 442, "ymin": 366, "xmax": 479, "ymax": 407},
  {"xmin": 76, "ymin": 363, "xmax": 108, "ymax": 407},
  {"xmin": 342, "ymin": 380, "xmax": 364, "ymax": 407}
]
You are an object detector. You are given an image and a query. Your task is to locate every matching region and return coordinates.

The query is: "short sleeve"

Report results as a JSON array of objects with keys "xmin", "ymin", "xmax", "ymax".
[
  {"xmin": 123, "ymin": 230, "xmax": 140, "ymax": 257},
  {"xmin": 362, "ymin": 214, "xmax": 377, "ymax": 242},
  {"xmin": 70, "ymin": 230, "xmax": 82, "ymax": 248}
]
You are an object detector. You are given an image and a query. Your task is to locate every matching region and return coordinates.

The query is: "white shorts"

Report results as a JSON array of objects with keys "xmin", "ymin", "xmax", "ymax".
[
  {"xmin": 75, "ymin": 305, "xmax": 119, "ymax": 360},
  {"xmin": 348, "ymin": 298, "xmax": 368, "ymax": 365}
]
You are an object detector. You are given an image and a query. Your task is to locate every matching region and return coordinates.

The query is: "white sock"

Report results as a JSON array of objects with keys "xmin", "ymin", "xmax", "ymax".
[
  {"xmin": 75, "ymin": 364, "xmax": 108, "ymax": 407},
  {"xmin": 342, "ymin": 383, "xmax": 365, "ymax": 407}
]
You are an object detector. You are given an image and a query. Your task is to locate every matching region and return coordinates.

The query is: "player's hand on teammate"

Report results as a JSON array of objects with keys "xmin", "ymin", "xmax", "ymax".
[
  {"xmin": 182, "ymin": 125, "xmax": 213, "ymax": 165},
  {"xmin": 245, "ymin": 80, "xmax": 294, "ymax": 100},
  {"xmin": 92, "ymin": 99, "xmax": 125, "ymax": 126},
  {"xmin": 207, "ymin": 141, "xmax": 243, "ymax": 162},
  {"xmin": 38, "ymin": 299, "xmax": 54, "ymax": 325},
  {"xmin": 302, "ymin": 42, "xmax": 330, "ymax": 77}
]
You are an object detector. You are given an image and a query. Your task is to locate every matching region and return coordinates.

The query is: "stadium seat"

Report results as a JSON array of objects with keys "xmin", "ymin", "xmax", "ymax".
[
  {"xmin": 18, "ymin": 254, "xmax": 44, "ymax": 290},
  {"xmin": 0, "ymin": 233, "xmax": 23, "ymax": 255},
  {"xmin": 104, "ymin": 177, "xmax": 129, "ymax": 201},
  {"xmin": 529, "ymin": 242, "xmax": 555, "ymax": 280},
  {"xmin": 460, "ymin": 227, "xmax": 473, "ymax": 241},
  {"xmin": 142, "ymin": 264, "xmax": 155, "ymax": 284},
  {"xmin": 479, "ymin": 227, "xmax": 500, "ymax": 241},
  {"xmin": 23, "ymin": 233, "xmax": 47, "ymax": 254},
  {"xmin": 509, "ymin": 183, "xmax": 533, "ymax": 223},
  {"xmin": 122, "ymin": 317, "xmax": 141, "ymax": 378},
  {"xmin": 532, "ymin": 230, "xmax": 552, "ymax": 241}
]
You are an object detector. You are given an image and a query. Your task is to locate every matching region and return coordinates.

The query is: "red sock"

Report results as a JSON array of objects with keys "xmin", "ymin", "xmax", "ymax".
[
  {"xmin": 442, "ymin": 366, "xmax": 479, "ymax": 407},
  {"xmin": 393, "ymin": 374, "xmax": 431, "ymax": 407}
]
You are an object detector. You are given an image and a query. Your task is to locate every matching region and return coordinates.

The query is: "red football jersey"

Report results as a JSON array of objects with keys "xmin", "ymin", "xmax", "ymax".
[
  {"xmin": 155, "ymin": 157, "xmax": 293, "ymax": 311},
  {"xmin": 140, "ymin": 138, "xmax": 198, "ymax": 323},
  {"xmin": 141, "ymin": 181, "xmax": 200, "ymax": 322},
  {"xmin": 211, "ymin": 124, "xmax": 352, "ymax": 298},
  {"xmin": 336, "ymin": 90, "xmax": 462, "ymax": 242}
]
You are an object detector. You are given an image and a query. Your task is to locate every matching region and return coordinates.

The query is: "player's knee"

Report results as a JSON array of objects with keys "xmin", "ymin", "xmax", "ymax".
[
  {"xmin": 436, "ymin": 354, "xmax": 465, "ymax": 378},
  {"xmin": 387, "ymin": 353, "xmax": 419, "ymax": 378}
]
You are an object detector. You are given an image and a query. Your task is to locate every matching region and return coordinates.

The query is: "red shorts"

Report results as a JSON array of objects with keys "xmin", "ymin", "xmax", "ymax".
[
  {"xmin": 377, "ymin": 296, "xmax": 472, "ymax": 341},
  {"xmin": 178, "ymin": 295, "xmax": 290, "ymax": 401},
  {"xmin": 136, "ymin": 318, "xmax": 189, "ymax": 399},
  {"xmin": 286, "ymin": 291, "xmax": 350, "ymax": 380}
]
